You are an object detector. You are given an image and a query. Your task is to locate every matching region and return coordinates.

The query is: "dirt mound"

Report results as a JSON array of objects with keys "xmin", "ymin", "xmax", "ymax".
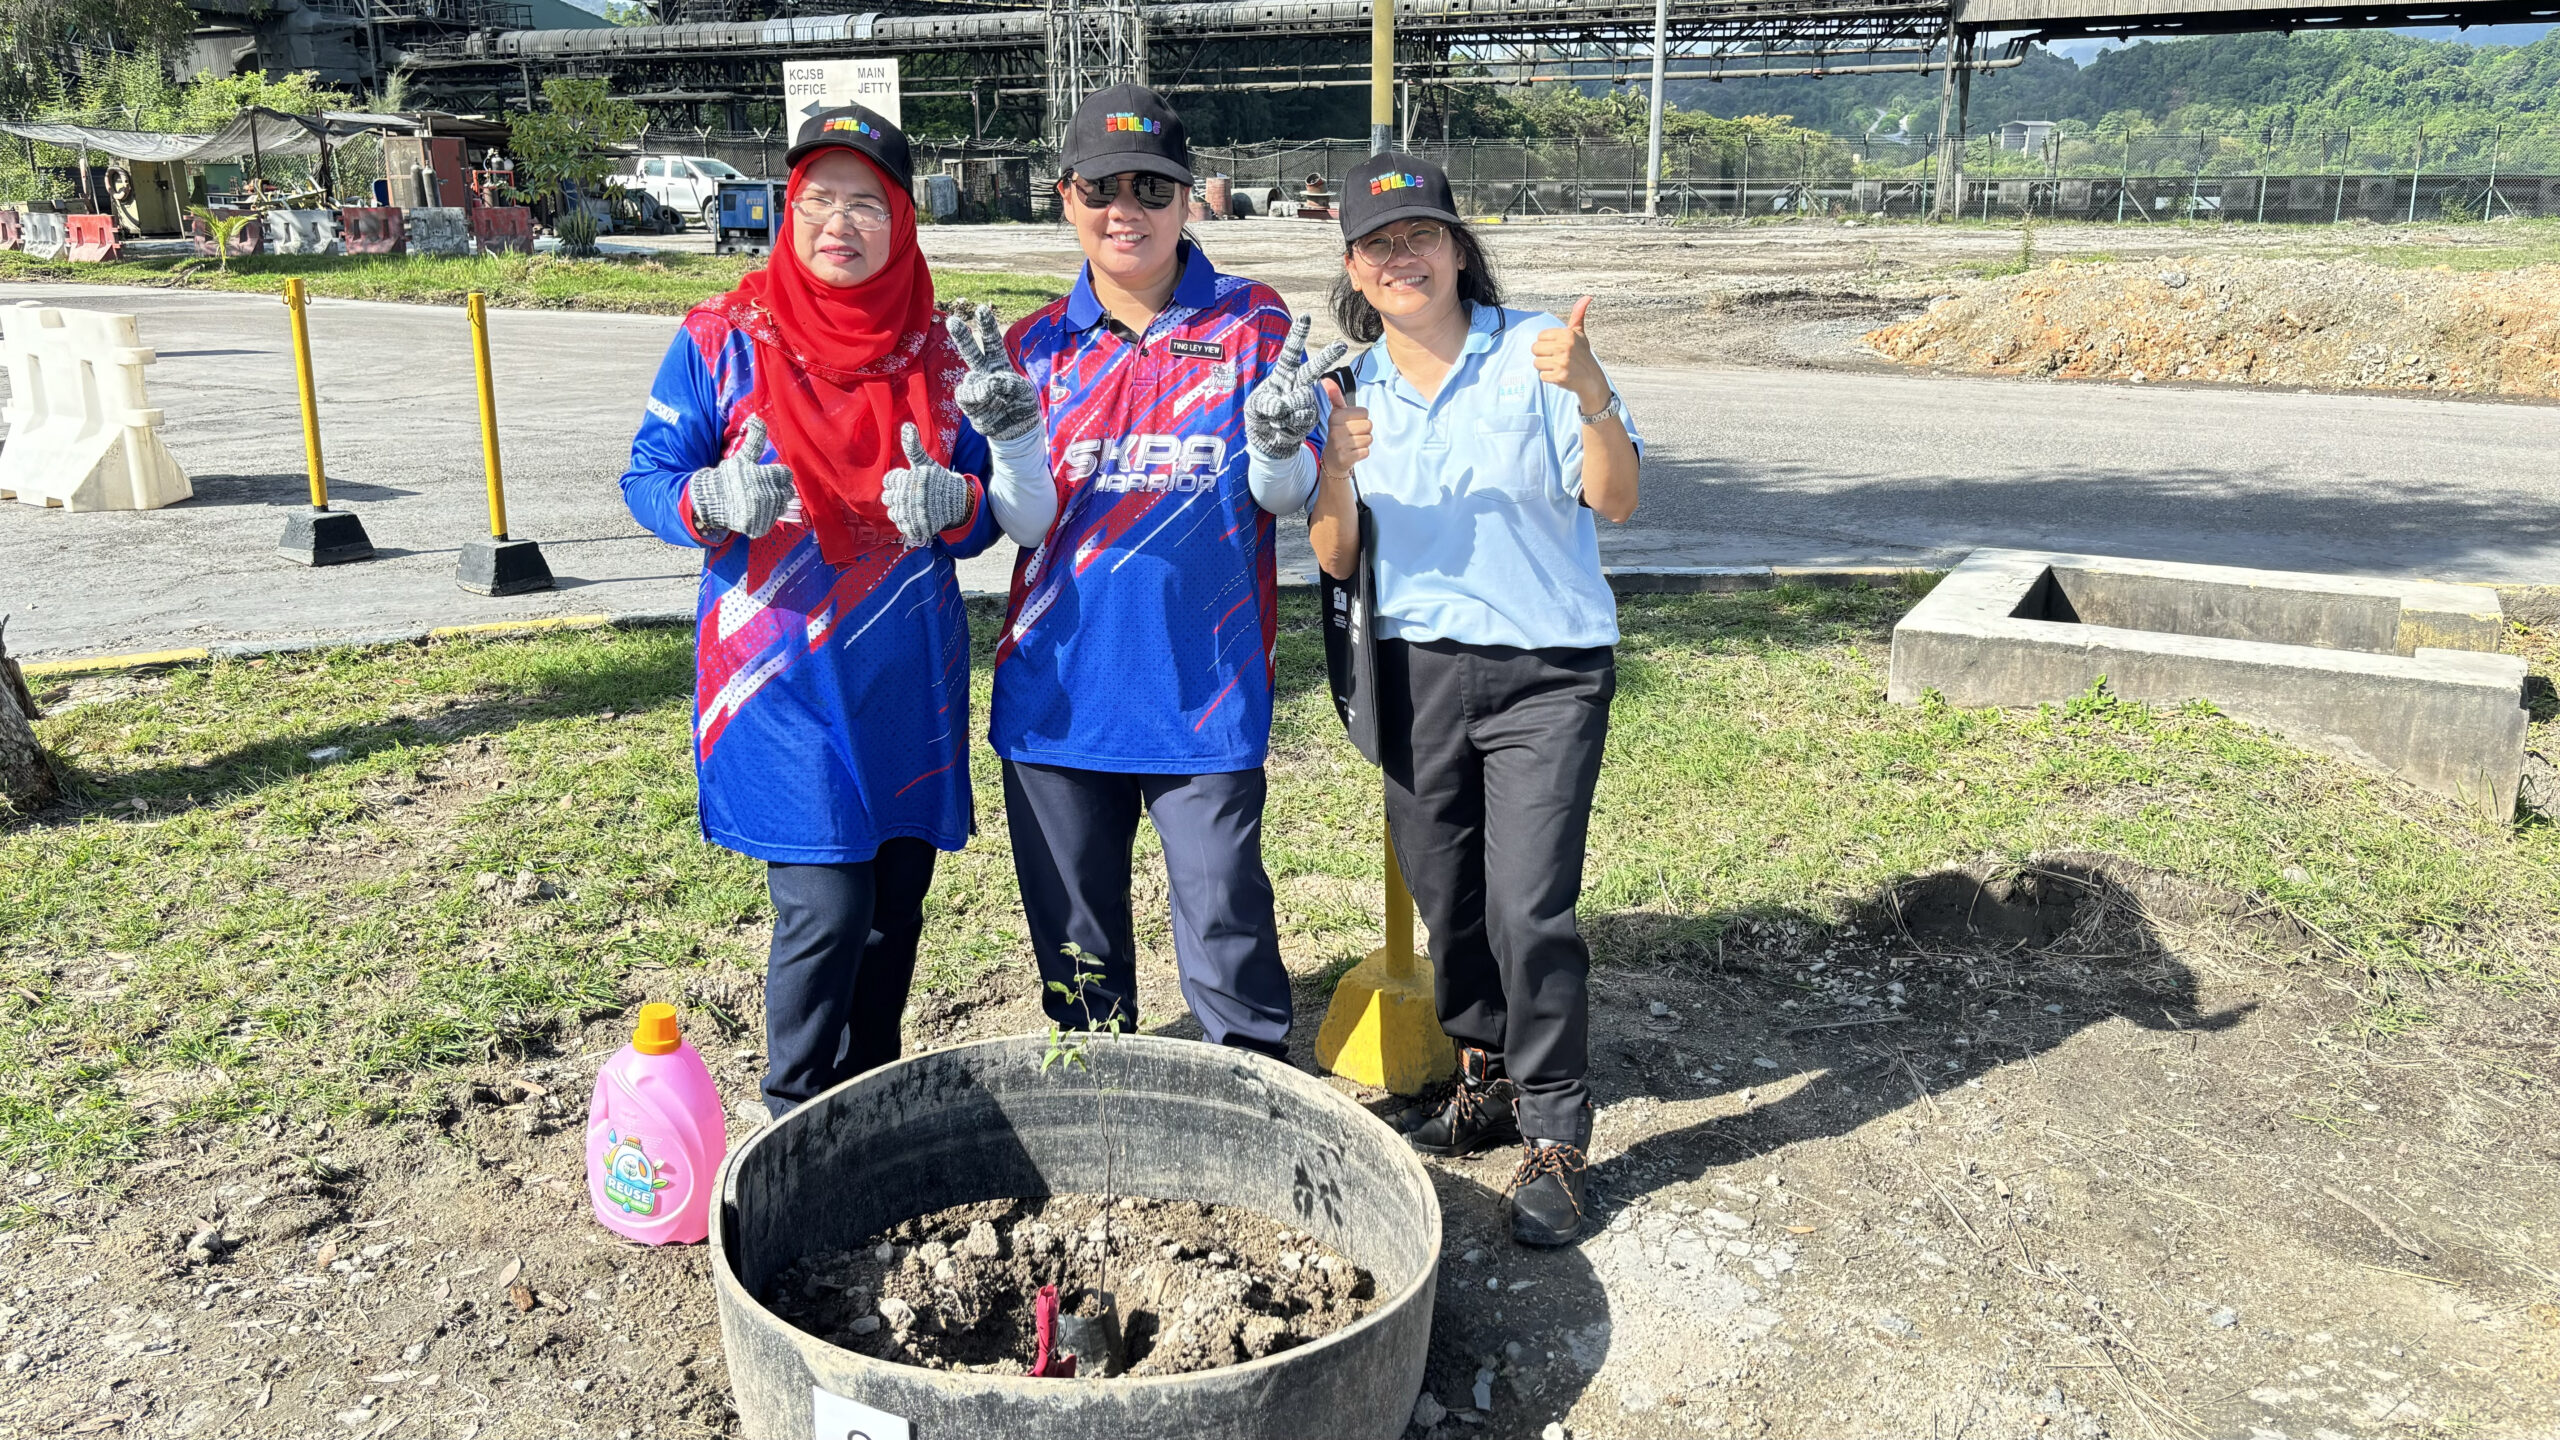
[
  {"xmin": 765, "ymin": 1192, "xmax": 1379, "ymax": 1377},
  {"xmin": 1863, "ymin": 255, "xmax": 2560, "ymax": 395}
]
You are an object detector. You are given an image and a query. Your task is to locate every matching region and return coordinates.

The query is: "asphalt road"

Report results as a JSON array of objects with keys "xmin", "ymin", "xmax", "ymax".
[{"xmin": 5, "ymin": 280, "xmax": 2557, "ymax": 660}]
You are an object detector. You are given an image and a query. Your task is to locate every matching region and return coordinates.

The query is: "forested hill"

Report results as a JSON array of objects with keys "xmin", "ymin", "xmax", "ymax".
[{"xmin": 1668, "ymin": 30, "xmax": 2560, "ymax": 135}]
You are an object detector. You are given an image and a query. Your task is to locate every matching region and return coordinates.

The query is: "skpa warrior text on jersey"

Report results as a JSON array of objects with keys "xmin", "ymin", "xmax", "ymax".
[{"xmin": 1063, "ymin": 432, "xmax": 1232, "ymax": 492}]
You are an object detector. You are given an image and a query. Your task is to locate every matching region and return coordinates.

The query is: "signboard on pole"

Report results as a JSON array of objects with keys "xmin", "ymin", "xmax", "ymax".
[{"xmin": 783, "ymin": 60, "xmax": 901, "ymax": 136}]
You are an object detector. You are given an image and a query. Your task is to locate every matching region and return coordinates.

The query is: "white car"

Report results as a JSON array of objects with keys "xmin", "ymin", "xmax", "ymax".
[{"xmin": 627, "ymin": 155, "xmax": 749, "ymax": 231}]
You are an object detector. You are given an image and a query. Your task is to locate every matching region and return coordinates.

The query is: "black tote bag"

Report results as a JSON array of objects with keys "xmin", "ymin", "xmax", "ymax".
[{"xmin": 1318, "ymin": 369, "xmax": 1382, "ymax": 765}]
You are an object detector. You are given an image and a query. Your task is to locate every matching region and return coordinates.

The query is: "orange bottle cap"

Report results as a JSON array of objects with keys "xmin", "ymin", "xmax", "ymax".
[{"xmin": 632, "ymin": 1002, "xmax": 681, "ymax": 1055}]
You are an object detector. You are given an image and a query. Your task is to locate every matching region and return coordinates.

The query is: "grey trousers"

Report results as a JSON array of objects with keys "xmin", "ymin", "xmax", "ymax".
[{"xmin": 1378, "ymin": 638, "xmax": 1614, "ymax": 1140}]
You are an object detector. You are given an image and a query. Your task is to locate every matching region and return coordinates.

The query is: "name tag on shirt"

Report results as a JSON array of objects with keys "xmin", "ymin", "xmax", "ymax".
[{"xmin": 1167, "ymin": 337, "xmax": 1224, "ymax": 359}]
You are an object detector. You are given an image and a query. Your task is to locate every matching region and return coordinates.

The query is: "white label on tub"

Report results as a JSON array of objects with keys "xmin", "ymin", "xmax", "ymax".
[{"xmin": 812, "ymin": 1386, "xmax": 911, "ymax": 1440}]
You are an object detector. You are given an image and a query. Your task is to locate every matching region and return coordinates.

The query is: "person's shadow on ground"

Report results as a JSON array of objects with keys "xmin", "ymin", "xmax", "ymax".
[
  {"xmin": 1225, "ymin": 854, "xmax": 2257, "ymax": 1439},
  {"xmin": 1589, "ymin": 857, "xmax": 2254, "ymax": 1203}
]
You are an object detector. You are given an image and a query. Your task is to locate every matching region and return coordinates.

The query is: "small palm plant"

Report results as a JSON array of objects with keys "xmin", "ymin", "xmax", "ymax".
[
  {"xmin": 189, "ymin": 206, "xmax": 257, "ymax": 272},
  {"xmin": 555, "ymin": 203, "xmax": 601, "ymax": 259}
]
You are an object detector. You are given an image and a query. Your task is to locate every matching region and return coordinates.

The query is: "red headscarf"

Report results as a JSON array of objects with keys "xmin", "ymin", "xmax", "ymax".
[{"xmin": 708, "ymin": 150, "xmax": 959, "ymax": 564}]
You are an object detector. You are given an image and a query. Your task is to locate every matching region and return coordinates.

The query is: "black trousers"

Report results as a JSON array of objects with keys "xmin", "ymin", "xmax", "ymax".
[
  {"xmin": 1002, "ymin": 760, "xmax": 1292, "ymax": 1057},
  {"xmin": 761, "ymin": 839, "xmax": 937, "ymax": 1117},
  {"xmin": 1379, "ymin": 638, "xmax": 1613, "ymax": 1140}
]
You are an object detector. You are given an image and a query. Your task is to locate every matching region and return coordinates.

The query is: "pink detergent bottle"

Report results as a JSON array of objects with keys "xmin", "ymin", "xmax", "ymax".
[{"xmin": 585, "ymin": 1002, "xmax": 727, "ymax": 1245}]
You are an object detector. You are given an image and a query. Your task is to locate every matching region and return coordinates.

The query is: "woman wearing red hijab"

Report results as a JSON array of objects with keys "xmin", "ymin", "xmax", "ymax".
[{"xmin": 619, "ymin": 107, "xmax": 1052, "ymax": 1118}]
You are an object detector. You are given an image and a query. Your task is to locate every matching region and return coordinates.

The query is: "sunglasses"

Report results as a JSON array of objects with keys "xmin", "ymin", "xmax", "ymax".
[
  {"xmin": 1351, "ymin": 222, "xmax": 1449, "ymax": 267},
  {"xmin": 1065, "ymin": 172, "xmax": 1182, "ymax": 211}
]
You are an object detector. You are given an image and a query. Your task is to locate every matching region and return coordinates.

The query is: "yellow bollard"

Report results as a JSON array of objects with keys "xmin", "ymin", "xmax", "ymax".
[
  {"xmin": 275, "ymin": 277, "xmax": 375, "ymax": 566},
  {"xmin": 287, "ymin": 277, "xmax": 328, "ymax": 509},
  {"xmin": 468, "ymin": 291, "xmax": 508, "ymax": 540},
  {"xmin": 454, "ymin": 291, "xmax": 555, "ymax": 596},
  {"xmin": 1314, "ymin": 817, "xmax": 1456, "ymax": 1095}
]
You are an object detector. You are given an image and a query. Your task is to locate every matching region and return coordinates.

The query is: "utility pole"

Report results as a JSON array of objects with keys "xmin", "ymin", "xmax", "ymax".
[
  {"xmin": 1932, "ymin": 14, "xmax": 1959, "ymax": 218},
  {"xmin": 1371, "ymin": 0, "xmax": 1395, "ymax": 155},
  {"xmin": 1644, "ymin": 0, "xmax": 1668, "ymax": 216}
]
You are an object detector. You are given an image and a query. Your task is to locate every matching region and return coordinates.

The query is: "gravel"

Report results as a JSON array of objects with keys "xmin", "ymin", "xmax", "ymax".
[{"xmin": 1864, "ymin": 255, "xmax": 2560, "ymax": 396}]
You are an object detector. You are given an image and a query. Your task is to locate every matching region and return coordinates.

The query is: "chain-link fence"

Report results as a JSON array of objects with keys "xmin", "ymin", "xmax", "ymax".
[{"xmin": 632, "ymin": 126, "xmax": 2560, "ymax": 224}]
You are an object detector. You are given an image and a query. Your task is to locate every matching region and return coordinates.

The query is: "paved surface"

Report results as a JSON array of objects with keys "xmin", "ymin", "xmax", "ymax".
[{"xmin": 5, "ymin": 279, "xmax": 2559, "ymax": 659}]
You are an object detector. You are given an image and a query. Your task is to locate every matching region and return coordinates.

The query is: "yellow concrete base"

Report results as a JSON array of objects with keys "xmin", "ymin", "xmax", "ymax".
[{"xmin": 1314, "ymin": 946, "xmax": 1455, "ymax": 1096}]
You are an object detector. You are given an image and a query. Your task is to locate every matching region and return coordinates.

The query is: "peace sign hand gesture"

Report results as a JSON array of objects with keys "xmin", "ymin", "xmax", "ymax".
[
  {"xmin": 946, "ymin": 304, "xmax": 1042, "ymax": 443},
  {"xmin": 1244, "ymin": 312, "xmax": 1349, "ymax": 461}
]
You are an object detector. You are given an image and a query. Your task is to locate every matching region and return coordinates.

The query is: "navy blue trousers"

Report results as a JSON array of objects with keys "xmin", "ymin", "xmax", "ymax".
[
  {"xmin": 761, "ymin": 838, "xmax": 937, "ymax": 1118},
  {"xmin": 1002, "ymin": 760, "xmax": 1292, "ymax": 1058}
]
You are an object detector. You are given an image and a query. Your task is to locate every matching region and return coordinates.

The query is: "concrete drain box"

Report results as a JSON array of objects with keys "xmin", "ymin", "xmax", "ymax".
[{"xmin": 1889, "ymin": 549, "xmax": 2528, "ymax": 816}]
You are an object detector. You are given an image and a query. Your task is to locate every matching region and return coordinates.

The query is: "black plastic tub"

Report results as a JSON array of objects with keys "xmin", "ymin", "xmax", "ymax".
[{"xmin": 710, "ymin": 1034, "xmax": 1441, "ymax": 1440}]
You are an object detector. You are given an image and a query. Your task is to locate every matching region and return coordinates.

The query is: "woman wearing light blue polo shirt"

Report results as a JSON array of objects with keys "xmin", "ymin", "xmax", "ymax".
[{"xmin": 1311, "ymin": 153, "xmax": 1640, "ymax": 1248}]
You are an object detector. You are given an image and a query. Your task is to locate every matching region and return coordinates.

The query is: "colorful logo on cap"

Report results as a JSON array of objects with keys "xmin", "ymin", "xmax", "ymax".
[
  {"xmin": 1370, "ymin": 171, "xmax": 1426, "ymax": 195},
  {"xmin": 823, "ymin": 117, "xmax": 883, "ymax": 139},
  {"xmin": 1105, "ymin": 112, "xmax": 1163, "ymax": 134}
]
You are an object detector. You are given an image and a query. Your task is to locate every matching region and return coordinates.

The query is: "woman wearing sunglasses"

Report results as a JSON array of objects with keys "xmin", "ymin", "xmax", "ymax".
[
  {"xmin": 944, "ymin": 84, "xmax": 1338, "ymax": 1062},
  {"xmin": 618, "ymin": 106, "xmax": 1052, "ymax": 1117},
  {"xmin": 1311, "ymin": 154, "xmax": 1642, "ymax": 1246}
]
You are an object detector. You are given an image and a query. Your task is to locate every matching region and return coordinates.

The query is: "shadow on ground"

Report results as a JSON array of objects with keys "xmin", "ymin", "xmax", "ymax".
[
  {"xmin": 182, "ymin": 471, "xmax": 421, "ymax": 506},
  {"xmin": 1586, "ymin": 860, "xmax": 2255, "ymax": 1200}
]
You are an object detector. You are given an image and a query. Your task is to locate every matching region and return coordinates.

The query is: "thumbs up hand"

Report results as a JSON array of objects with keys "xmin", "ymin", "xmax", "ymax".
[
  {"xmin": 688, "ymin": 414, "xmax": 797, "ymax": 539},
  {"xmin": 1318, "ymin": 377, "xmax": 1372, "ymax": 484},
  {"xmin": 1530, "ymin": 295, "xmax": 1610, "ymax": 413},
  {"xmin": 881, "ymin": 421, "xmax": 977, "ymax": 549}
]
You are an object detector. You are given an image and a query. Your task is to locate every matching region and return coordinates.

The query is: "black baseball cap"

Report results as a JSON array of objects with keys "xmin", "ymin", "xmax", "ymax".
[
  {"xmin": 1340, "ymin": 152, "xmax": 1461, "ymax": 242},
  {"xmin": 1060, "ymin": 84, "xmax": 1191, "ymax": 185},
  {"xmin": 784, "ymin": 104, "xmax": 913, "ymax": 190}
]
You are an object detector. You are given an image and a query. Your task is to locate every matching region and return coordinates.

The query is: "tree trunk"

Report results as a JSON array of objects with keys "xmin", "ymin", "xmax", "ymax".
[{"xmin": 0, "ymin": 619, "xmax": 59, "ymax": 816}]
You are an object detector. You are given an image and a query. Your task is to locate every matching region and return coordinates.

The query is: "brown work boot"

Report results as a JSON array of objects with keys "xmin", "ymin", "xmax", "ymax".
[{"xmin": 1402, "ymin": 1047, "xmax": 1519, "ymax": 1158}]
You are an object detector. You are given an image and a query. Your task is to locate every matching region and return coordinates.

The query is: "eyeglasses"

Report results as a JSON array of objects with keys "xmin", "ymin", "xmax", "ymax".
[
  {"xmin": 791, "ymin": 194, "xmax": 894, "ymax": 231},
  {"xmin": 1065, "ymin": 172, "xmax": 1181, "ymax": 211},
  {"xmin": 1352, "ymin": 223, "xmax": 1449, "ymax": 267}
]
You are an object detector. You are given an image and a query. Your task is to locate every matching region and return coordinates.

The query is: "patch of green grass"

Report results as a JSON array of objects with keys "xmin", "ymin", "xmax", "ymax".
[
  {"xmin": 4, "ymin": 588, "xmax": 2554, "ymax": 1184},
  {"xmin": 2343, "ymin": 241, "xmax": 2560, "ymax": 272},
  {"xmin": 0, "ymin": 249, "xmax": 1067, "ymax": 318}
]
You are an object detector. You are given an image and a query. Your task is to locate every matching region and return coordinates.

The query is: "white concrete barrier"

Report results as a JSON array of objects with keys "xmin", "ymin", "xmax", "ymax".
[
  {"xmin": 405, "ymin": 206, "xmax": 473, "ymax": 257},
  {"xmin": 0, "ymin": 302, "xmax": 192, "ymax": 512},
  {"xmin": 262, "ymin": 208, "xmax": 342, "ymax": 256},
  {"xmin": 21, "ymin": 213, "xmax": 65, "ymax": 261}
]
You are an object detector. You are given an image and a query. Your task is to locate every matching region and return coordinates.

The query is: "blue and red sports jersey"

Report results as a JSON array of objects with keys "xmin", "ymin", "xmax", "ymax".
[
  {"xmin": 991, "ymin": 243, "xmax": 1307, "ymax": 774},
  {"xmin": 621, "ymin": 305, "xmax": 998, "ymax": 864}
]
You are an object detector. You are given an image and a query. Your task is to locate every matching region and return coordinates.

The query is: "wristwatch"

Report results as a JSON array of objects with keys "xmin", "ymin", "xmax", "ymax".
[{"xmin": 1579, "ymin": 392, "xmax": 1626, "ymax": 428}]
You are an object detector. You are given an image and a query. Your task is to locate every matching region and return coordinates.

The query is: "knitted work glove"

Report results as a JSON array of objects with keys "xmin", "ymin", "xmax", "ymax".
[
  {"xmin": 688, "ymin": 416, "xmax": 795, "ymax": 539},
  {"xmin": 947, "ymin": 304, "xmax": 1042, "ymax": 444},
  {"xmin": 1243, "ymin": 312, "xmax": 1347, "ymax": 461},
  {"xmin": 881, "ymin": 422, "xmax": 974, "ymax": 548}
]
